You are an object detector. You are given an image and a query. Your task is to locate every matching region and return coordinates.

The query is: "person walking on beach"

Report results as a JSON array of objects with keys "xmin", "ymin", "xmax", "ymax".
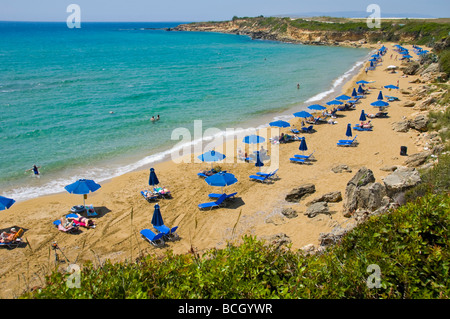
[{"xmin": 26, "ymin": 164, "xmax": 41, "ymax": 176}]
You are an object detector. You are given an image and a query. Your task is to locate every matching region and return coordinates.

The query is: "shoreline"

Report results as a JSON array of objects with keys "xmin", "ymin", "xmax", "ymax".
[
  {"xmin": 4, "ymin": 44, "xmax": 374, "ymax": 204},
  {"xmin": 0, "ymin": 42, "xmax": 432, "ymax": 298}
]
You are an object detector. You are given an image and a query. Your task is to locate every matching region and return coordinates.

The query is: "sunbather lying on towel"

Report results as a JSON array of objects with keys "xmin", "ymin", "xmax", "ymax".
[
  {"xmin": 58, "ymin": 218, "xmax": 78, "ymax": 232},
  {"xmin": 142, "ymin": 189, "xmax": 157, "ymax": 199},
  {"xmin": 68, "ymin": 214, "xmax": 96, "ymax": 228},
  {"xmin": 154, "ymin": 186, "xmax": 171, "ymax": 196}
]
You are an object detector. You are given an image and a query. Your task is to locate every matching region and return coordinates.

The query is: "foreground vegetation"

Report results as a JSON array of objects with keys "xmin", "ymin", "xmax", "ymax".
[{"xmin": 22, "ymin": 154, "xmax": 450, "ymax": 299}]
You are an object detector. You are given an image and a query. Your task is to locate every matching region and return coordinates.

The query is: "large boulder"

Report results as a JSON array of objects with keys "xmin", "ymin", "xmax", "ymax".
[
  {"xmin": 285, "ymin": 183, "xmax": 315, "ymax": 202},
  {"xmin": 305, "ymin": 202, "xmax": 329, "ymax": 218},
  {"xmin": 409, "ymin": 114, "xmax": 429, "ymax": 132},
  {"xmin": 343, "ymin": 167, "xmax": 377, "ymax": 216},
  {"xmin": 307, "ymin": 191, "xmax": 342, "ymax": 206},
  {"xmin": 404, "ymin": 151, "xmax": 432, "ymax": 167},
  {"xmin": 382, "ymin": 166, "xmax": 422, "ymax": 197},
  {"xmin": 355, "ymin": 182, "xmax": 387, "ymax": 212}
]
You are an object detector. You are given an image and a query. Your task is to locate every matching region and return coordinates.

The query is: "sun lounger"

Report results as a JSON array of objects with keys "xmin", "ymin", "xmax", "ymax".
[
  {"xmin": 208, "ymin": 192, "xmax": 238, "ymax": 200},
  {"xmin": 0, "ymin": 228, "xmax": 24, "ymax": 249},
  {"xmin": 353, "ymin": 126, "xmax": 373, "ymax": 131},
  {"xmin": 198, "ymin": 193, "xmax": 227, "ymax": 210},
  {"xmin": 249, "ymin": 171, "xmax": 276, "ymax": 183},
  {"xmin": 301, "ymin": 125, "xmax": 313, "ymax": 133},
  {"xmin": 154, "ymin": 187, "xmax": 171, "ymax": 199},
  {"xmin": 154, "ymin": 225, "xmax": 179, "ymax": 241},
  {"xmin": 140, "ymin": 229, "xmax": 165, "ymax": 247},
  {"xmin": 337, "ymin": 136, "xmax": 358, "ymax": 147},
  {"xmin": 290, "ymin": 157, "xmax": 306, "ymax": 164},
  {"xmin": 256, "ymin": 168, "xmax": 279, "ymax": 179},
  {"xmin": 141, "ymin": 190, "xmax": 158, "ymax": 202},
  {"xmin": 291, "ymin": 128, "xmax": 300, "ymax": 134},
  {"xmin": 294, "ymin": 151, "xmax": 315, "ymax": 161}
]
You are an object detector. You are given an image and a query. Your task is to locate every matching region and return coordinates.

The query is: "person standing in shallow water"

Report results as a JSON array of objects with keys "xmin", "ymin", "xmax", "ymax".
[{"xmin": 26, "ymin": 164, "xmax": 40, "ymax": 177}]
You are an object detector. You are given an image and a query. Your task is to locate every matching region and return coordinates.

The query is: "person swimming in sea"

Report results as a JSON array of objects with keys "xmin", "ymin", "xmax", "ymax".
[
  {"xmin": 151, "ymin": 116, "xmax": 155, "ymax": 122},
  {"xmin": 26, "ymin": 164, "xmax": 41, "ymax": 176}
]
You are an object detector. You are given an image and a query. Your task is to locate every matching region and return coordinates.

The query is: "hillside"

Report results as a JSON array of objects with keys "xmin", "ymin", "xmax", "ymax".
[{"xmin": 172, "ymin": 16, "xmax": 450, "ymax": 47}]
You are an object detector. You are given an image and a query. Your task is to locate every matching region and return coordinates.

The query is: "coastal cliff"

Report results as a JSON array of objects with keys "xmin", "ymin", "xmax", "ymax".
[{"xmin": 172, "ymin": 17, "xmax": 449, "ymax": 47}]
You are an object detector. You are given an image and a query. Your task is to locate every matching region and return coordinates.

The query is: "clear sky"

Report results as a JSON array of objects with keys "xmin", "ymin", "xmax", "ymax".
[{"xmin": 1, "ymin": 0, "xmax": 449, "ymax": 22}]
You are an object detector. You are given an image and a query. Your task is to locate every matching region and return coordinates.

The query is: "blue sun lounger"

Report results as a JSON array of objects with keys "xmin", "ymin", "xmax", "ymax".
[
  {"xmin": 290, "ymin": 157, "xmax": 306, "ymax": 164},
  {"xmin": 208, "ymin": 192, "xmax": 238, "ymax": 200},
  {"xmin": 353, "ymin": 126, "xmax": 372, "ymax": 131},
  {"xmin": 301, "ymin": 125, "xmax": 313, "ymax": 133},
  {"xmin": 249, "ymin": 171, "xmax": 276, "ymax": 183},
  {"xmin": 141, "ymin": 190, "xmax": 158, "ymax": 202},
  {"xmin": 337, "ymin": 135, "xmax": 358, "ymax": 147},
  {"xmin": 294, "ymin": 151, "xmax": 315, "ymax": 161},
  {"xmin": 291, "ymin": 128, "xmax": 300, "ymax": 134},
  {"xmin": 154, "ymin": 225, "xmax": 179, "ymax": 241},
  {"xmin": 140, "ymin": 229, "xmax": 165, "ymax": 247},
  {"xmin": 198, "ymin": 193, "xmax": 227, "ymax": 210},
  {"xmin": 256, "ymin": 168, "xmax": 279, "ymax": 179}
]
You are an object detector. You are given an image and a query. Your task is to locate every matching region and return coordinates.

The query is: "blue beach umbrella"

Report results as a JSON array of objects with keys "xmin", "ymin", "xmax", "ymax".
[
  {"xmin": 377, "ymin": 91, "xmax": 384, "ymax": 100},
  {"xmin": 326, "ymin": 100, "xmax": 343, "ymax": 106},
  {"xmin": 269, "ymin": 120, "xmax": 290, "ymax": 128},
  {"xmin": 356, "ymin": 80, "xmax": 370, "ymax": 84},
  {"xmin": 0, "ymin": 196, "xmax": 15, "ymax": 211},
  {"xmin": 205, "ymin": 171, "xmax": 238, "ymax": 193},
  {"xmin": 198, "ymin": 150, "xmax": 226, "ymax": 162},
  {"xmin": 293, "ymin": 110, "xmax": 313, "ymax": 118},
  {"xmin": 371, "ymin": 100, "xmax": 390, "ymax": 107},
  {"xmin": 351, "ymin": 88, "xmax": 358, "ymax": 97},
  {"xmin": 345, "ymin": 123, "xmax": 352, "ymax": 138},
  {"xmin": 243, "ymin": 135, "xmax": 265, "ymax": 144},
  {"xmin": 299, "ymin": 137, "xmax": 308, "ymax": 154},
  {"xmin": 148, "ymin": 168, "xmax": 159, "ymax": 186},
  {"xmin": 359, "ymin": 110, "xmax": 367, "ymax": 121},
  {"xmin": 64, "ymin": 179, "xmax": 102, "ymax": 206},
  {"xmin": 151, "ymin": 204, "xmax": 164, "ymax": 227},
  {"xmin": 254, "ymin": 154, "xmax": 264, "ymax": 172},
  {"xmin": 335, "ymin": 94, "xmax": 352, "ymax": 101},
  {"xmin": 384, "ymin": 85, "xmax": 399, "ymax": 90},
  {"xmin": 307, "ymin": 104, "xmax": 326, "ymax": 111},
  {"xmin": 358, "ymin": 85, "xmax": 365, "ymax": 94},
  {"xmin": 198, "ymin": 149, "xmax": 226, "ymax": 169}
]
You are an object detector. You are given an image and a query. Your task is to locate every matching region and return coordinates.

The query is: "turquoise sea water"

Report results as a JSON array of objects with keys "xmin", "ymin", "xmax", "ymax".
[{"xmin": 0, "ymin": 22, "xmax": 371, "ymax": 201}]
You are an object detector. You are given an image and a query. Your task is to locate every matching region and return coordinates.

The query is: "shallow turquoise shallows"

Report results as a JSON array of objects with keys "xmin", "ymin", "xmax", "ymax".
[{"xmin": 0, "ymin": 22, "xmax": 371, "ymax": 201}]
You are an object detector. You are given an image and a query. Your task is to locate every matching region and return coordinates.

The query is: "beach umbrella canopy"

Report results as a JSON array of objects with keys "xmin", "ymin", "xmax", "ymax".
[
  {"xmin": 387, "ymin": 65, "xmax": 398, "ymax": 69},
  {"xmin": 293, "ymin": 110, "xmax": 312, "ymax": 118},
  {"xmin": 299, "ymin": 137, "xmax": 308, "ymax": 154},
  {"xmin": 377, "ymin": 91, "xmax": 384, "ymax": 100},
  {"xmin": 269, "ymin": 120, "xmax": 290, "ymax": 128},
  {"xmin": 64, "ymin": 179, "xmax": 102, "ymax": 206},
  {"xmin": 205, "ymin": 171, "xmax": 238, "ymax": 193},
  {"xmin": 148, "ymin": 168, "xmax": 159, "ymax": 186},
  {"xmin": 198, "ymin": 149, "xmax": 226, "ymax": 162},
  {"xmin": 307, "ymin": 104, "xmax": 326, "ymax": 111},
  {"xmin": 151, "ymin": 204, "xmax": 164, "ymax": 227},
  {"xmin": 243, "ymin": 134, "xmax": 265, "ymax": 144},
  {"xmin": 351, "ymin": 88, "xmax": 358, "ymax": 97},
  {"xmin": 359, "ymin": 110, "xmax": 367, "ymax": 121},
  {"xmin": 371, "ymin": 100, "xmax": 390, "ymax": 107},
  {"xmin": 346, "ymin": 123, "xmax": 352, "ymax": 138},
  {"xmin": 326, "ymin": 100, "xmax": 343, "ymax": 106},
  {"xmin": 384, "ymin": 85, "xmax": 399, "ymax": 90},
  {"xmin": 335, "ymin": 94, "xmax": 352, "ymax": 101},
  {"xmin": 356, "ymin": 80, "xmax": 370, "ymax": 84},
  {"xmin": 0, "ymin": 196, "xmax": 15, "ymax": 211}
]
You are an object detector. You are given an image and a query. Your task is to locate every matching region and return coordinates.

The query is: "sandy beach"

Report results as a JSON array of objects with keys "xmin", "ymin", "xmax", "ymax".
[{"xmin": 0, "ymin": 43, "xmax": 430, "ymax": 298}]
